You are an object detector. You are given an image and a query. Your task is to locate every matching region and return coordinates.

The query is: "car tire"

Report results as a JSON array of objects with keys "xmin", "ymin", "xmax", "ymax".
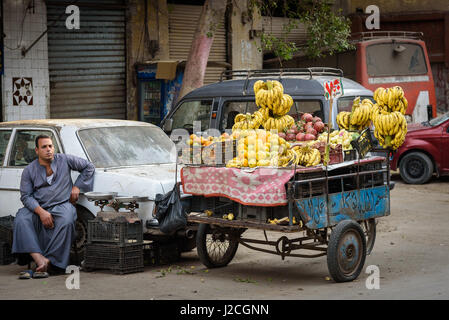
[
  {"xmin": 70, "ymin": 206, "xmax": 94, "ymax": 265},
  {"xmin": 399, "ymin": 152, "xmax": 434, "ymax": 184}
]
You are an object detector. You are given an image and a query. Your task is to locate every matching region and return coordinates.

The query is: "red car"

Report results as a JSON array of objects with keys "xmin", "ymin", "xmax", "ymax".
[{"xmin": 390, "ymin": 112, "xmax": 449, "ymax": 184}]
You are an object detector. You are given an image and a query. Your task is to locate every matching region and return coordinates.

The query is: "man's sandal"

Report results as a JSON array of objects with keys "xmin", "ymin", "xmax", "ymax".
[
  {"xmin": 32, "ymin": 271, "xmax": 49, "ymax": 279},
  {"xmin": 18, "ymin": 270, "xmax": 34, "ymax": 279}
]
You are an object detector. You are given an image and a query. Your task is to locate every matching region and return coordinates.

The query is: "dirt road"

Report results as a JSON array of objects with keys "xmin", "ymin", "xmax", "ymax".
[{"xmin": 1, "ymin": 174, "xmax": 448, "ymax": 300}]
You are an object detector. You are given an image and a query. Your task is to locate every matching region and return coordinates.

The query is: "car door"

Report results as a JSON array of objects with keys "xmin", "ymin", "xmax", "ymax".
[
  {"xmin": 442, "ymin": 122, "xmax": 449, "ymax": 174},
  {"xmin": 0, "ymin": 128, "xmax": 61, "ymax": 217},
  {"xmin": 0, "ymin": 129, "xmax": 14, "ymax": 218}
]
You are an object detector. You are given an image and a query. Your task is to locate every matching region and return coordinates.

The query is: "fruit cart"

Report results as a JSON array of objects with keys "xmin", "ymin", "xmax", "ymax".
[{"xmin": 183, "ymin": 134, "xmax": 393, "ymax": 283}]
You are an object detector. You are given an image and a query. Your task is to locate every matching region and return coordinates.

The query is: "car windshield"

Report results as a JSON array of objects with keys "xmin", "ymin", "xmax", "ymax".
[
  {"xmin": 428, "ymin": 112, "xmax": 449, "ymax": 127},
  {"xmin": 78, "ymin": 126, "xmax": 176, "ymax": 168}
]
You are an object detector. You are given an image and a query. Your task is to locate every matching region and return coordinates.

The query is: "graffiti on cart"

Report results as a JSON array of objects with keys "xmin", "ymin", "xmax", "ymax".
[{"xmin": 296, "ymin": 186, "xmax": 389, "ymax": 229}]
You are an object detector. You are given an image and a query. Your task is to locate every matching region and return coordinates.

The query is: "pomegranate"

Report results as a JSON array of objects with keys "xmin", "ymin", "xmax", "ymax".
[
  {"xmin": 312, "ymin": 116, "xmax": 322, "ymax": 123},
  {"xmin": 301, "ymin": 113, "xmax": 314, "ymax": 123},
  {"xmin": 313, "ymin": 121, "xmax": 325, "ymax": 133},
  {"xmin": 296, "ymin": 132, "xmax": 305, "ymax": 141},
  {"xmin": 304, "ymin": 133, "xmax": 316, "ymax": 141},
  {"xmin": 306, "ymin": 127, "xmax": 318, "ymax": 136},
  {"xmin": 278, "ymin": 132, "xmax": 286, "ymax": 139},
  {"xmin": 286, "ymin": 133, "xmax": 296, "ymax": 141}
]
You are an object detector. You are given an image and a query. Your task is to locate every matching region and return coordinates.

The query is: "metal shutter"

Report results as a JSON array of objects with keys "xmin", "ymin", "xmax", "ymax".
[
  {"xmin": 168, "ymin": 4, "xmax": 226, "ymax": 85},
  {"xmin": 261, "ymin": 17, "xmax": 308, "ymax": 51},
  {"xmin": 47, "ymin": 1, "xmax": 126, "ymax": 119}
]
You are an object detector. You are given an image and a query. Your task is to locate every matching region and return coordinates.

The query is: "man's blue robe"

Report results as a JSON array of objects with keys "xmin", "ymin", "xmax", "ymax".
[{"xmin": 12, "ymin": 153, "xmax": 95, "ymax": 269}]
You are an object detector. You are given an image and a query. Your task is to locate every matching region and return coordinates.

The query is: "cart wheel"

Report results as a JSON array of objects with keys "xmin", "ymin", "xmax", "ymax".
[
  {"xmin": 196, "ymin": 224, "xmax": 239, "ymax": 268},
  {"xmin": 361, "ymin": 219, "xmax": 376, "ymax": 255},
  {"xmin": 327, "ymin": 220, "xmax": 366, "ymax": 283}
]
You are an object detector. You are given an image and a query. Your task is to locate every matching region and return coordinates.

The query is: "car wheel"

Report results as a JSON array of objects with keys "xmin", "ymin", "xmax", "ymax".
[
  {"xmin": 70, "ymin": 206, "xmax": 94, "ymax": 265},
  {"xmin": 399, "ymin": 152, "xmax": 434, "ymax": 184}
]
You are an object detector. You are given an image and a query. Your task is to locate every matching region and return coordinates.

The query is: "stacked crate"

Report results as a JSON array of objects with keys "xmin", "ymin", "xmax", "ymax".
[
  {"xmin": 84, "ymin": 218, "xmax": 144, "ymax": 274},
  {"xmin": 0, "ymin": 216, "xmax": 15, "ymax": 265}
]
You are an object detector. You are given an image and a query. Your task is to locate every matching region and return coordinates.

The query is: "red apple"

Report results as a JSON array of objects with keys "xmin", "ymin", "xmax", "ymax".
[
  {"xmin": 291, "ymin": 125, "xmax": 299, "ymax": 134},
  {"xmin": 286, "ymin": 129, "xmax": 296, "ymax": 135},
  {"xmin": 301, "ymin": 113, "xmax": 314, "ymax": 123},
  {"xmin": 278, "ymin": 132, "xmax": 286, "ymax": 139},
  {"xmin": 304, "ymin": 133, "xmax": 316, "ymax": 141},
  {"xmin": 296, "ymin": 132, "xmax": 305, "ymax": 141}
]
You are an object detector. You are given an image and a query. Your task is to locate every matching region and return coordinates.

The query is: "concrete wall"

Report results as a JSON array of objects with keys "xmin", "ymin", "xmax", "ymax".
[
  {"xmin": 2, "ymin": 0, "xmax": 49, "ymax": 121},
  {"xmin": 230, "ymin": 1, "xmax": 263, "ymax": 71}
]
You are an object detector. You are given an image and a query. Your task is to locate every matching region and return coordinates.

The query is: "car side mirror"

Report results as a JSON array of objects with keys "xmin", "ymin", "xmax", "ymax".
[{"xmin": 163, "ymin": 118, "xmax": 173, "ymax": 132}]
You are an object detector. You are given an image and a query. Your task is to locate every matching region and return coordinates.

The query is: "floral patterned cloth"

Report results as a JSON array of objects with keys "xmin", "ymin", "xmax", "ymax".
[{"xmin": 181, "ymin": 166, "xmax": 319, "ymax": 206}]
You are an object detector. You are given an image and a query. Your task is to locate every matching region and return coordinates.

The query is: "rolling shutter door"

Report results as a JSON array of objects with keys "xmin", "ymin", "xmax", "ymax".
[
  {"xmin": 47, "ymin": 1, "xmax": 126, "ymax": 119},
  {"xmin": 261, "ymin": 17, "xmax": 308, "ymax": 51},
  {"xmin": 169, "ymin": 4, "xmax": 227, "ymax": 85}
]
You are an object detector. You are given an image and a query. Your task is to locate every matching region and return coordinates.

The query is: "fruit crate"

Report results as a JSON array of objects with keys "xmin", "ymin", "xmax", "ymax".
[
  {"xmin": 351, "ymin": 128, "xmax": 374, "ymax": 158},
  {"xmin": 317, "ymin": 144, "xmax": 343, "ymax": 165},
  {"xmin": 87, "ymin": 218, "xmax": 143, "ymax": 246},
  {"xmin": 84, "ymin": 243, "xmax": 144, "ymax": 274},
  {"xmin": 0, "ymin": 215, "xmax": 14, "ymax": 244},
  {"xmin": 0, "ymin": 241, "xmax": 15, "ymax": 265}
]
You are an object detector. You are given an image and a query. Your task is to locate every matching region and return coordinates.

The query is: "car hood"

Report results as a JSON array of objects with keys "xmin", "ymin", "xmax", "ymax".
[
  {"xmin": 91, "ymin": 163, "xmax": 180, "ymax": 198},
  {"xmin": 407, "ymin": 122, "xmax": 429, "ymax": 133}
]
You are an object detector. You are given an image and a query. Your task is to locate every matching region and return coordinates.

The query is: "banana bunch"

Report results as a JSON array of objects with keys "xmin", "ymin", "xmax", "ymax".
[
  {"xmin": 372, "ymin": 110, "xmax": 407, "ymax": 150},
  {"xmin": 373, "ymin": 86, "xmax": 408, "ymax": 114},
  {"xmin": 291, "ymin": 145, "xmax": 321, "ymax": 167},
  {"xmin": 336, "ymin": 111, "xmax": 351, "ymax": 130},
  {"xmin": 271, "ymin": 94, "xmax": 294, "ymax": 117},
  {"xmin": 254, "ymin": 80, "xmax": 284, "ymax": 110},
  {"xmin": 350, "ymin": 98, "xmax": 373, "ymax": 130},
  {"xmin": 232, "ymin": 111, "xmax": 266, "ymax": 131},
  {"xmin": 263, "ymin": 114, "xmax": 295, "ymax": 132}
]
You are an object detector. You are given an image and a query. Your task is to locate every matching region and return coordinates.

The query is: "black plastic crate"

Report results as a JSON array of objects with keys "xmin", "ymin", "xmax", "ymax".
[
  {"xmin": 87, "ymin": 218, "xmax": 143, "ymax": 246},
  {"xmin": 0, "ymin": 215, "xmax": 14, "ymax": 244},
  {"xmin": 84, "ymin": 243, "xmax": 144, "ymax": 274},
  {"xmin": 351, "ymin": 128, "xmax": 374, "ymax": 158},
  {"xmin": 143, "ymin": 241, "xmax": 180, "ymax": 266},
  {"xmin": 344, "ymin": 149, "xmax": 357, "ymax": 161},
  {"xmin": 0, "ymin": 241, "xmax": 15, "ymax": 265}
]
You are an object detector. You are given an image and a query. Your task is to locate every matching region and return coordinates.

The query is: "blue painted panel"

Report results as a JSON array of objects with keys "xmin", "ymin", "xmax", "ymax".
[{"xmin": 295, "ymin": 186, "xmax": 390, "ymax": 230}]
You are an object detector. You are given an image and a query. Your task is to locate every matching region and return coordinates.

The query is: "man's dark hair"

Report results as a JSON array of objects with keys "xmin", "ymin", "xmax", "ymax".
[{"xmin": 35, "ymin": 135, "xmax": 52, "ymax": 148}]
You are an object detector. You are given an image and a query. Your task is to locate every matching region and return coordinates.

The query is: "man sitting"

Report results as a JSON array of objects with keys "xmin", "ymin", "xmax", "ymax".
[{"xmin": 12, "ymin": 135, "xmax": 95, "ymax": 278}]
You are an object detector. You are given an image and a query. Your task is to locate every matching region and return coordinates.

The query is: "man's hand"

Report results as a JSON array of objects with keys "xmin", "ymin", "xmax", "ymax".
[
  {"xmin": 38, "ymin": 210, "xmax": 54, "ymax": 229},
  {"xmin": 70, "ymin": 186, "xmax": 80, "ymax": 204}
]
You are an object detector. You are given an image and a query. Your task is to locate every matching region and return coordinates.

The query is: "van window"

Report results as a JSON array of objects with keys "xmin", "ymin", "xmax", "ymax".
[
  {"xmin": 171, "ymin": 100, "xmax": 213, "ymax": 131},
  {"xmin": 221, "ymin": 101, "xmax": 258, "ymax": 130},
  {"xmin": 337, "ymin": 96, "xmax": 375, "ymax": 112},
  {"xmin": 0, "ymin": 130, "xmax": 12, "ymax": 166},
  {"xmin": 366, "ymin": 43, "xmax": 428, "ymax": 77},
  {"xmin": 291, "ymin": 100, "xmax": 323, "ymax": 121}
]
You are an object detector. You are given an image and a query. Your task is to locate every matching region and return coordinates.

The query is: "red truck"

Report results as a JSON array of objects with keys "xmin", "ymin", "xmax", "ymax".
[
  {"xmin": 265, "ymin": 31, "xmax": 437, "ymax": 123},
  {"xmin": 390, "ymin": 112, "xmax": 449, "ymax": 184}
]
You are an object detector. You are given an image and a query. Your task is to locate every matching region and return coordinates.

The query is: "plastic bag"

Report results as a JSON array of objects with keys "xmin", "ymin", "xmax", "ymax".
[{"xmin": 154, "ymin": 185, "xmax": 187, "ymax": 235}]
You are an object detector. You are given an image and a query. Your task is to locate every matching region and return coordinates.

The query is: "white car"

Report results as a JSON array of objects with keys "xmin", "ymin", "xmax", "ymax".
[{"xmin": 0, "ymin": 119, "xmax": 194, "ymax": 257}]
